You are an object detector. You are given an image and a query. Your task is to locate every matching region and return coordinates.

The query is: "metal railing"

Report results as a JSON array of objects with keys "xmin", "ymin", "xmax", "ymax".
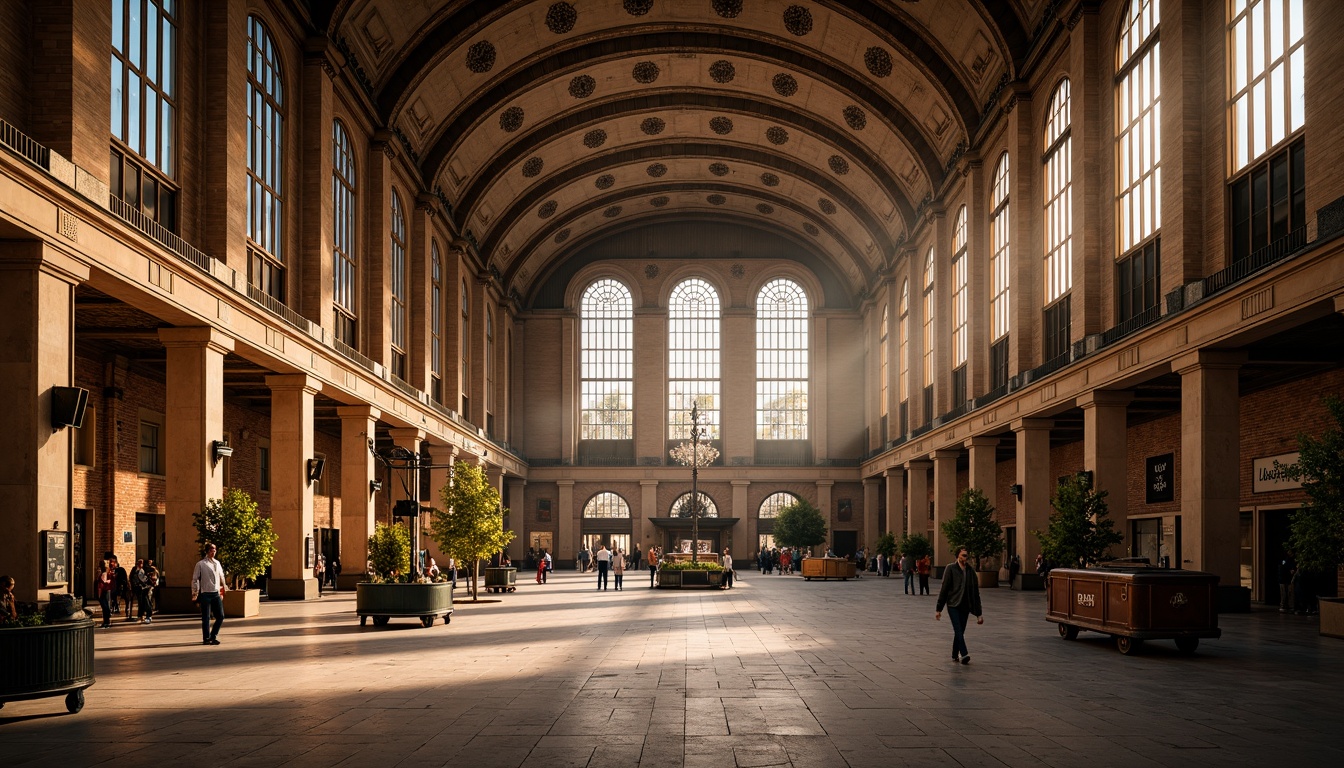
[
  {"xmin": 330, "ymin": 337, "xmax": 378, "ymax": 374},
  {"xmin": 1203, "ymin": 227, "xmax": 1308, "ymax": 298},
  {"xmin": 0, "ymin": 119, "xmax": 50, "ymax": 169},
  {"xmin": 243, "ymin": 283, "xmax": 316, "ymax": 336},
  {"xmin": 1100, "ymin": 304, "xmax": 1162, "ymax": 347},
  {"xmin": 109, "ymin": 196, "xmax": 214, "ymax": 276}
]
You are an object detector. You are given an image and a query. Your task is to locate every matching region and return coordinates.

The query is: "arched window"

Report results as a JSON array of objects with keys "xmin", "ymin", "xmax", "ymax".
[
  {"xmin": 756, "ymin": 278, "xmax": 809, "ymax": 440},
  {"xmin": 759, "ymin": 492, "xmax": 800, "ymax": 519},
  {"xmin": 486, "ymin": 306, "xmax": 496, "ymax": 433},
  {"xmin": 671, "ymin": 492, "xmax": 718, "ymax": 519},
  {"xmin": 1043, "ymin": 79, "xmax": 1073, "ymax": 361},
  {"xmin": 951, "ymin": 206, "xmax": 969, "ymax": 408},
  {"xmin": 110, "ymin": 0, "xmax": 178, "ymax": 229},
  {"xmin": 430, "ymin": 241, "xmax": 443, "ymax": 403},
  {"xmin": 879, "ymin": 303, "xmax": 889, "ymax": 441},
  {"xmin": 389, "ymin": 191, "xmax": 407, "ymax": 380},
  {"xmin": 921, "ymin": 248, "xmax": 935, "ymax": 425},
  {"xmin": 668, "ymin": 279, "xmax": 721, "ymax": 440},
  {"xmin": 1228, "ymin": 0, "xmax": 1306, "ymax": 265},
  {"xmin": 989, "ymin": 153, "xmax": 1011, "ymax": 391},
  {"xmin": 246, "ymin": 15, "xmax": 285, "ymax": 301},
  {"xmin": 581, "ymin": 279, "xmax": 634, "ymax": 440},
  {"xmin": 898, "ymin": 279, "xmax": 909, "ymax": 434},
  {"xmin": 332, "ymin": 119, "xmax": 357, "ymax": 346},
  {"xmin": 1117, "ymin": 0, "xmax": 1162, "ymax": 322},
  {"xmin": 461, "ymin": 280, "xmax": 470, "ymax": 414},
  {"xmin": 583, "ymin": 492, "xmax": 631, "ymax": 518}
]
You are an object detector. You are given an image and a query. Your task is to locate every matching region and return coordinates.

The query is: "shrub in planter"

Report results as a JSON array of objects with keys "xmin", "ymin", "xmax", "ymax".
[
  {"xmin": 897, "ymin": 533, "xmax": 933, "ymax": 561},
  {"xmin": 941, "ymin": 488, "xmax": 1004, "ymax": 573},
  {"xmin": 1281, "ymin": 395, "xmax": 1344, "ymax": 631},
  {"xmin": 1034, "ymin": 474, "xmax": 1122, "ymax": 569},
  {"xmin": 366, "ymin": 522, "xmax": 412, "ymax": 582},
  {"xmin": 773, "ymin": 498, "xmax": 828, "ymax": 552},
  {"xmin": 193, "ymin": 489, "xmax": 278, "ymax": 591},
  {"xmin": 428, "ymin": 461, "xmax": 515, "ymax": 601}
]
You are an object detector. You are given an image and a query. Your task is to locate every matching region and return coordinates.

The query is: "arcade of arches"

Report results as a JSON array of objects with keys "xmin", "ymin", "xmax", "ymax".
[{"xmin": 1, "ymin": 0, "xmax": 1343, "ymax": 608}]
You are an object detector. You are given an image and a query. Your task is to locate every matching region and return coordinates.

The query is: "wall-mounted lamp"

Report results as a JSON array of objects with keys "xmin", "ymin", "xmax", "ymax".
[
  {"xmin": 211, "ymin": 440, "xmax": 234, "ymax": 466},
  {"xmin": 1009, "ymin": 483, "xmax": 1023, "ymax": 498},
  {"xmin": 306, "ymin": 457, "xmax": 326, "ymax": 484},
  {"xmin": 370, "ymin": 479, "xmax": 383, "ymax": 494},
  {"xmin": 1078, "ymin": 470, "xmax": 1094, "ymax": 489}
]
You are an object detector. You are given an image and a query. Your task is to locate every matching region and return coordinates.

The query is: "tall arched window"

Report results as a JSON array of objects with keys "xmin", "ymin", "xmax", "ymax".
[
  {"xmin": 671, "ymin": 492, "xmax": 718, "ymax": 518},
  {"xmin": 756, "ymin": 278, "xmax": 809, "ymax": 440},
  {"xmin": 332, "ymin": 119, "xmax": 357, "ymax": 346},
  {"xmin": 389, "ymin": 190, "xmax": 407, "ymax": 380},
  {"xmin": 1043, "ymin": 79, "xmax": 1073, "ymax": 361},
  {"xmin": 879, "ymin": 303, "xmax": 889, "ymax": 442},
  {"xmin": 989, "ymin": 152, "xmax": 1011, "ymax": 390},
  {"xmin": 246, "ymin": 15, "xmax": 285, "ymax": 301},
  {"xmin": 1117, "ymin": 0, "xmax": 1162, "ymax": 323},
  {"xmin": 951, "ymin": 206, "xmax": 969, "ymax": 408},
  {"xmin": 461, "ymin": 280, "xmax": 471, "ymax": 415},
  {"xmin": 921, "ymin": 248, "xmax": 935, "ymax": 425},
  {"xmin": 898, "ymin": 279, "xmax": 909, "ymax": 434},
  {"xmin": 430, "ymin": 242, "xmax": 443, "ymax": 403},
  {"xmin": 668, "ymin": 279, "xmax": 721, "ymax": 440},
  {"xmin": 110, "ymin": 0, "xmax": 178, "ymax": 229},
  {"xmin": 583, "ymin": 492, "xmax": 632, "ymax": 518},
  {"xmin": 759, "ymin": 492, "xmax": 800, "ymax": 518},
  {"xmin": 581, "ymin": 279, "xmax": 634, "ymax": 440},
  {"xmin": 486, "ymin": 306, "xmax": 496, "ymax": 436},
  {"xmin": 1229, "ymin": 0, "xmax": 1306, "ymax": 265}
]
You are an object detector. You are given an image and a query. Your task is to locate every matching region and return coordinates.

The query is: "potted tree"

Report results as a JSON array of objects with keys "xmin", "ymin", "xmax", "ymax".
[
  {"xmin": 1034, "ymin": 474, "xmax": 1122, "ymax": 571},
  {"xmin": 1283, "ymin": 395, "xmax": 1344, "ymax": 638},
  {"xmin": 357, "ymin": 521, "xmax": 453, "ymax": 627},
  {"xmin": 427, "ymin": 461, "xmax": 515, "ymax": 602},
  {"xmin": 193, "ymin": 489, "xmax": 277, "ymax": 618},
  {"xmin": 875, "ymin": 532, "xmax": 898, "ymax": 575},
  {"xmin": 776, "ymin": 499, "xmax": 841, "ymax": 580},
  {"xmin": 941, "ymin": 488, "xmax": 1005, "ymax": 587},
  {"xmin": 898, "ymin": 532, "xmax": 933, "ymax": 563}
]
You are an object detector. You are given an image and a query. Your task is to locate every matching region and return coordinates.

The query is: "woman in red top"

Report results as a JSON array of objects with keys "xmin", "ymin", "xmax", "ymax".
[
  {"xmin": 95, "ymin": 561, "xmax": 114, "ymax": 627},
  {"xmin": 916, "ymin": 555, "xmax": 932, "ymax": 595}
]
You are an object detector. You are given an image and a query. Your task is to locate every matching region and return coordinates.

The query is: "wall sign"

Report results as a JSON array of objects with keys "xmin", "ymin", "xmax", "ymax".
[
  {"xmin": 43, "ymin": 530, "xmax": 69, "ymax": 587},
  {"xmin": 1253, "ymin": 452, "xmax": 1302, "ymax": 493},
  {"xmin": 537, "ymin": 498, "xmax": 552, "ymax": 522},
  {"xmin": 837, "ymin": 498, "xmax": 853, "ymax": 522},
  {"xmin": 1146, "ymin": 453, "xmax": 1175, "ymax": 504}
]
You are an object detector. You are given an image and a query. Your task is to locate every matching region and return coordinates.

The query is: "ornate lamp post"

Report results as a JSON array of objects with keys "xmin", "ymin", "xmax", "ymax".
[{"xmin": 669, "ymin": 402, "xmax": 719, "ymax": 563}]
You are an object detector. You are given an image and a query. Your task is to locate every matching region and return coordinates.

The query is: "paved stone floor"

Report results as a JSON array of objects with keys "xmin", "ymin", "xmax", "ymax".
[{"xmin": 3, "ymin": 568, "xmax": 1341, "ymax": 767}]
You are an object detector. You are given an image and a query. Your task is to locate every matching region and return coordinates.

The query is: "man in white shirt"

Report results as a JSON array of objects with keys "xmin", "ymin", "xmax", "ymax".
[
  {"xmin": 191, "ymin": 543, "xmax": 227, "ymax": 646},
  {"xmin": 594, "ymin": 544, "xmax": 612, "ymax": 591}
]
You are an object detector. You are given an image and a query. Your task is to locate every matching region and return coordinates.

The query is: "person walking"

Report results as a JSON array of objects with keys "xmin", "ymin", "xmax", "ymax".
[
  {"xmin": 131, "ymin": 559, "xmax": 151, "ymax": 623},
  {"xmin": 935, "ymin": 547, "xmax": 984, "ymax": 665},
  {"xmin": 916, "ymin": 554, "xmax": 931, "ymax": 595},
  {"xmin": 631, "ymin": 545, "xmax": 642, "ymax": 572},
  {"xmin": 1278, "ymin": 549, "xmax": 1296, "ymax": 613},
  {"xmin": 96, "ymin": 561, "xmax": 114, "ymax": 628},
  {"xmin": 649, "ymin": 546, "xmax": 659, "ymax": 587},
  {"xmin": 144, "ymin": 560, "xmax": 160, "ymax": 621},
  {"xmin": 315, "ymin": 553, "xmax": 326, "ymax": 596},
  {"xmin": 191, "ymin": 542, "xmax": 227, "ymax": 646},
  {"xmin": 721, "ymin": 549, "xmax": 734, "ymax": 589},
  {"xmin": 612, "ymin": 548, "xmax": 626, "ymax": 591},
  {"xmin": 112, "ymin": 557, "xmax": 131, "ymax": 619},
  {"xmin": 327, "ymin": 556, "xmax": 341, "ymax": 593},
  {"xmin": 902, "ymin": 554, "xmax": 916, "ymax": 595},
  {"xmin": 578, "ymin": 547, "xmax": 591, "ymax": 573},
  {"xmin": 594, "ymin": 543, "xmax": 612, "ymax": 591},
  {"xmin": 537, "ymin": 549, "xmax": 548, "ymax": 583}
]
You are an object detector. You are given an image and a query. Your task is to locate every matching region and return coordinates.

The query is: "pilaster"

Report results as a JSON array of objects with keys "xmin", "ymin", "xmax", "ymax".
[
  {"xmin": 884, "ymin": 467, "xmax": 905, "ymax": 536},
  {"xmin": 1080, "ymin": 390, "xmax": 1133, "ymax": 552},
  {"xmin": 932, "ymin": 449, "xmax": 960, "ymax": 567},
  {"xmin": 337, "ymin": 405, "xmax": 380, "ymax": 588},
  {"xmin": 265, "ymin": 375, "xmax": 322, "ymax": 599},
  {"xmin": 1013, "ymin": 418, "xmax": 1054, "ymax": 567},
  {"xmin": 1176, "ymin": 352, "xmax": 1244, "ymax": 585},
  {"xmin": 904, "ymin": 460, "xmax": 932, "ymax": 538}
]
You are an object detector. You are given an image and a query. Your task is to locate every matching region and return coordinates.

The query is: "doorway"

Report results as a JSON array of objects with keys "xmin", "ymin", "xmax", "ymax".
[
  {"xmin": 1259, "ymin": 508, "xmax": 1293, "ymax": 605},
  {"xmin": 135, "ymin": 513, "xmax": 164, "ymax": 571},
  {"xmin": 833, "ymin": 530, "xmax": 858, "ymax": 557}
]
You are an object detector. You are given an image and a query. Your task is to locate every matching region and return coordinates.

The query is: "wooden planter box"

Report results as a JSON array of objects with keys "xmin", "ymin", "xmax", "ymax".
[
  {"xmin": 0, "ymin": 618, "xmax": 96, "ymax": 713},
  {"xmin": 1320, "ymin": 597, "xmax": 1344, "ymax": 639},
  {"xmin": 656, "ymin": 569, "xmax": 725, "ymax": 589},
  {"xmin": 976, "ymin": 571, "xmax": 1000, "ymax": 588},
  {"xmin": 223, "ymin": 589, "xmax": 261, "ymax": 618},
  {"xmin": 1046, "ymin": 566, "xmax": 1221, "ymax": 654},
  {"xmin": 356, "ymin": 582, "xmax": 454, "ymax": 628},
  {"xmin": 801, "ymin": 557, "xmax": 857, "ymax": 580}
]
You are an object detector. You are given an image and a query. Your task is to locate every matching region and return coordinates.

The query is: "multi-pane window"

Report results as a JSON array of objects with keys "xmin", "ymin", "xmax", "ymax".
[
  {"xmin": 138, "ymin": 420, "xmax": 161, "ymax": 475},
  {"xmin": 110, "ymin": 0, "xmax": 178, "ymax": 229},
  {"xmin": 668, "ymin": 279, "xmax": 721, "ymax": 440},
  {"xmin": 580, "ymin": 279, "xmax": 634, "ymax": 440},
  {"xmin": 921, "ymin": 247, "xmax": 935, "ymax": 381},
  {"xmin": 389, "ymin": 191, "xmax": 407, "ymax": 381},
  {"xmin": 1044, "ymin": 79, "xmax": 1073, "ymax": 305},
  {"xmin": 1118, "ymin": 0, "xmax": 1162, "ymax": 254},
  {"xmin": 461, "ymin": 281, "xmax": 471, "ymax": 415},
  {"xmin": 1230, "ymin": 0, "xmax": 1305, "ymax": 172},
  {"xmin": 756, "ymin": 278, "xmax": 809, "ymax": 440},
  {"xmin": 759, "ymin": 492, "xmax": 800, "ymax": 518},
  {"xmin": 1230, "ymin": 137, "xmax": 1306, "ymax": 264},
  {"xmin": 879, "ymin": 303, "xmax": 889, "ymax": 439},
  {"xmin": 1118, "ymin": 240, "xmax": 1161, "ymax": 322},
  {"xmin": 246, "ymin": 15, "xmax": 285, "ymax": 301},
  {"xmin": 486, "ymin": 306, "xmax": 496, "ymax": 432},
  {"xmin": 430, "ymin": 242, "xmax": 443, "ymax": 403},
  {"xmin": 951, "ymin": 207, "xmax": 969, "ymax": 408},
  {"xmin": 672, "ymin": 492, "xmax": 718, "ymax": 518},
  {"xmin": 990, "ymin": 153, "xmax": 1011, "ymax": 342},
  {"xmin": 332, "ymin": 120, "xmax": 357, "ymax": 346},
  {"xmin": 898, "ymin": 280, "xmax": 909, "ymax": 434},
  {"xmin": 583, "ymin": 492, "xmax": 631, "ymax": 518}
]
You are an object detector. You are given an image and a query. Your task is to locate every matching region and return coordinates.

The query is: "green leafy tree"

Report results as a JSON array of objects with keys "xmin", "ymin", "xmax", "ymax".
[
  {"xmin": 875, "ymin": 531, "xmax": 898, "ymax": 560},
  {"xmin": 773, "ymin": 497, "xmax": 827, "ymax": 552},
  {"xmin": 367, "ymin": 522, "xmax": 411, "ymax": 582},
  {"xmin": 1034, "ymin": 474, "xmax": 1123, "ymax": 568},
  {"xmin": 193, "ymin": 488, "xmax": 278, "ymax": 590},
  {"xmin": 1285, "ymin": 396, "xmax": 1344, "ymax": 575},
  {"xmin": 428, "ymin": 461, "xmax": 516, "ymax": 601},
  {"xmin": 898, "ymin": 533, "xmax": 933, "ymax": 560},
  {"xmin": 941, "ymin": 488, "xmax": 1005, "ymax": 571}
]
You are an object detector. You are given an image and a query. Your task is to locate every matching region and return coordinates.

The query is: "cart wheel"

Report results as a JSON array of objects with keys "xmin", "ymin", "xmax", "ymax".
[
  {"xmin": 443, "ymin": 615, "xmax": 451, "ymax": 625},
  {"xmin": 66, "ymin": 689, "xmax": 85, "ymax": 714},
  {"xmin": 373, "ymin": 616, "xmax": 389, "ymax": 627},
  {"xmin": 1175, "ymin": 637, "xmax": 1200, "ymax": 654},
  {"xmin": 1058, "ymin": 623, "xmax": 1079, "ymax": 641},
  {"xmin": 421, "ymin": 616, "xmax": 434, "ymax": 628},
  {"xmin": 1116, "ymin": 636, "xmax": 1142, "ymax": 655},
  {"xmin": 805, "ymin": 577, "xmax": 811, "ymax": 581}
]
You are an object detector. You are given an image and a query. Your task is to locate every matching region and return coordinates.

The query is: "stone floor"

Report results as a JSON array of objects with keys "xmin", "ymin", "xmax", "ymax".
[{"xmin": 3, "ymin": 567, "xmax": 1341, "ymax": 767}]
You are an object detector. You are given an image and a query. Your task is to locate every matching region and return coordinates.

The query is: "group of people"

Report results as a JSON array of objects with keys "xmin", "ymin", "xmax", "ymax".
[
  {"xmin": 313, "ymin": 553, "xmax": 342, "ymax": 594},
  {"xmin": 94, "ymin": 555, "xmax": 160, "ymax": 627},
  {"xmin": 589, "ymin": 544, "xmax": 631, "ymax": 591},
  {"xmin": 757, "ymin": 547, "xmax": 801, "ymax": 574},
  {"xmin": 897, "ymin": 552, "xmax": 933, "ymax": 595},
  {"xmin": 576, "ymin": 543, "xmax": 644, "ymax": 574}
]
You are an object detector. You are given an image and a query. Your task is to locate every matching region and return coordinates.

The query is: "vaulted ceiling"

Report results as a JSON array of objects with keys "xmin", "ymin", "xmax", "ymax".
[{"xmin": 313, "ymin": 0, "xmax": 1047, "ymax": 305}]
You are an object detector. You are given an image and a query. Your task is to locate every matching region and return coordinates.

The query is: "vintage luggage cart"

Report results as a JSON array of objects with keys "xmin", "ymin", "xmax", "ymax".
[
  {"xmin": 1046, "ymin": 564, "xmax": 1221, "ymax": 654},
  {"xmin": 800, "ymin": 557, "xmax": 857, "ymax": 581}
]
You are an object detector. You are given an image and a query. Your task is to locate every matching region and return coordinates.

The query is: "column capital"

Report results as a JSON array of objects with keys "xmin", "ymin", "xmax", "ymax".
[
  {"xmin": 883, "ymin": 466, "xmax": 904, "ymax": 478},
  {"xmin": 641, "ymin": 479, "xmax": 660, "ymax": 487},
  {"xmin": 265, "ymin": 374, "xmax": 322, "ymax": 394},
  {"xmin": 1173, "ymin": 350, "xmax": 1247, "ymax": 375},
  {"xmin": 387, "ymin": 427, "xmax": 426, "ymax": 446},
  {"xmin": 931, "ymin": 449, "xmax": 961, "ymax": 461},
  {"xmin": 424, "ymin": 442, "xmax": 457, "ymax": 462},
  {"xmin": 815, "ymin": 479, "xmax": 835, "ymax": 488},
  {"xmin": 1011, "ymin": 417, "xmax": 1053, "ymax": 432},
  {"xmin": 963, "ymin": 436, "xmax": 1001, "ymax": 449},
  {"xmin": 158, "ymin": 327, "xmax": 236, "ymax": 355},
  {"xmin": 729, "ymin": 479, "xmax": 750, "ymax": 487},
  {"xmin": 1076, "ymin": 390, "xmax": 1134, "ymax": 409},
  {"xmin": 556, "ymin": 479, "xmax": 575, "ymax": 487},
  {"xmin": 0, "ymin": 241, "xmax": 90, "ymax": 285},
  {"xmin": 336, "ymin": 404, "xmax": 381, "ymax": 421},
  {"xmin": 905, "ymin": 459, "xmax": 933, "ymax": 471}
]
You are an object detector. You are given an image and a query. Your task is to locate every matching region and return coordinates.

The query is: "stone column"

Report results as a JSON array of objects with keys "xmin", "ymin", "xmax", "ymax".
[
  {"xmin": 559, "ymin": 315, "xmax": 576, "ymax": 464},
  {"xmin": 1080, "ymin": 391, "xmax": 1133, "ymax": 553},
  {"xmin": 812, "ymin": 314, "xmax": 829, "ymax": 458},
  {"xmin": 816, "ymin": 479, "xmax": 834, "ymax": 530},
  {"xmin": 299, "ymin": 40, "xmax": 336, "ymax": 326},
  {"xmin": 557, "ymin": 480, "xmax": 575, "ymax": 567},
  {"xmin": 337, "ymin": 405, "xmax": 379, "ymax": 589},
  {"xmin": 721, "ymin": 308, "xmax": 755, "ymax": 463},
  {"xmin": 1069, "ymin": 3, "xmax": 1103, "ymax": 341},
  {"xmin": 641, "ymin": 479, "xmax": 659, "ymax": 551},
  {"xmin": 905, "ymin": 460, "xmax": 931, "ymax": 537},
  {"xmin": 931, "ymin": 450, "xmax": 959, "ymax": 568},
  {"xmin": 966, "ymin": 436, "xmax": 1000, "ymax": 512},
  {"xmin": 884, "ymin": 467, "xmax": 905, "ymax": 535},
  {"xmin": 266, "ymin": 375, "xmax": 322, "ymax": 599},
  {"xmin": 634, "ymin": 307, "xmax": 667, "ymax": 463},
  {"xmin": 506, "ymin": 477, "xmax": 526, "ymax": 560},
  {"xmin": 731, "ymin": 479, "xmax": 750, "ymax": 557},
  {"xmin": 0, "ymin": 243, "xmax": 89, "ymax": 603},
  {"xmin": 424, "ymin": 443, "xmax": 457, "ymax": 514},
  {"xmin": 863, "ymin": 477, "xmax": 881, "ymax": 546},
  {"xmin": 1005, "ymin": 86, "xmax": 1037, "ymax": 377},
  {"xmin": 1177, "ymin": 352, "xmax": 1243, "ymax": 586},
  {"xmin": 1013, "ymin": 418, "xmax": 1053, "ymax": 568},
  {"xmin": 159, "ymin": 327, "xmax": 234, "ymax": 609},
  {"xmin": 201, "ymin": 1, "xmax": 249, "ymax": 271}
]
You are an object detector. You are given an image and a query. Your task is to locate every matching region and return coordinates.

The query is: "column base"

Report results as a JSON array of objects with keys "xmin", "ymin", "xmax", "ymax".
[
  {"xmin": 337, "ymin": 573, "xmax": 365, "ymax": 591},
  {"xmin": 267, "ymin": 578, "xmax": 319, "ymax": 600},
  {"xmin": 1012, "ymin": 574, "xmax": 1046, "ymax": 591},
  {"xmin": 156, "ymin": 586, "xmax": 198, "ymax": 613}
]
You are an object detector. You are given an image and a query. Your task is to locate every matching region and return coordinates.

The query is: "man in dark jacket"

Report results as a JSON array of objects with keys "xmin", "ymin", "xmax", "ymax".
[{"xmin": 935, "ymin": 547, "xmax": 984, "ymax": 665}]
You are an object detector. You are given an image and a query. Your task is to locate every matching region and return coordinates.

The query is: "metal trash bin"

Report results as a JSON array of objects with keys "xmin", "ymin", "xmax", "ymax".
[{"xmin": 1046, "ymin": 564, "xmax": 1222, "ymax": 654}]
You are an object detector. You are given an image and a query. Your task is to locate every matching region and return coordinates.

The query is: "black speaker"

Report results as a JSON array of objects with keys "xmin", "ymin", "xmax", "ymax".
[
  {"xmin": 51, "ymin": 386, "xmax": 89, "ymax": 429},
  {"xmin": 306, "ymin": 457, "xmax": 326, "ymax": 483}
]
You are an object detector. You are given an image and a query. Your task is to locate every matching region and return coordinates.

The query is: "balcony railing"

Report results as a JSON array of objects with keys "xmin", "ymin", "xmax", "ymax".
[
  {"xmin": 109, "ymin": 196, "xmax": 214, "ymax": 276},
  {"xmin": 1100, "ymin": 304, "xmax": 1162, "ymax": 347},
  {"xmin": 0, "ymin": 119, "xmax": 50, "ymax": 170},
  {"xmin": 1203, "ymin": 227, "xmax": 1308, "ymax": 298}
]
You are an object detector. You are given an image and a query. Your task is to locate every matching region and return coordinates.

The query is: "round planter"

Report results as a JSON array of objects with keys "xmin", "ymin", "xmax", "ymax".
[
  {"xmin": 484, "ymin": 567, "xmax": 517, "ymax": 593},
  {"xmin": 976, "ymin": 570, "xmax": 1000, "ymax": 588},
  {"xmin": 356, "ymin": 582, "xmax": 453, "ymax": 628},
  {"xmin": 0, "ymin": 618, "xmax": 96, "ymax": 713}
]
